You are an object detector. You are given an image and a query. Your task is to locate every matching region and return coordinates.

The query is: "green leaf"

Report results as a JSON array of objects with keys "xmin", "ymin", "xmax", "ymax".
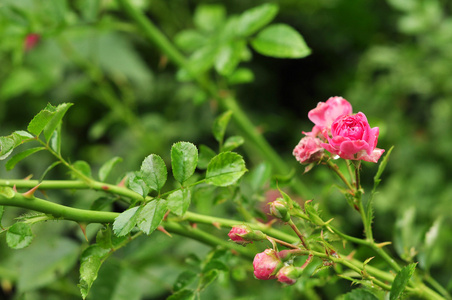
[
  {"xmin": 198, "ymin": 269, "xmax": 219, "ymax": 292},
  {"xmin": 43, "ymin": 103, "xmax": 73, "ymax": 141},
  {"xmin": 171, "ymin": 142, "xmax": 198, "ymax": 184},
  {"xmin": 79, "ymin": 244, "xmax": 110, "ymax": 299},
  {"xmin": 372, "ymin": 146, "xmax": 394, "ymax": 193},
  {"xmin": 96, "ymin": 226, "xmax": 113, "ymax": 250},
  {"xmin": 167, "ymin": 189, "xmax": 191, "ymax": 216},
  {"xmin": 228, "ymin": 68, "xmax": 254, "ymax": 85},
  {"xmin": 168, "ymin": 289, "xmax": 195, "ymax": 300},
  {"xmin": 194, "ymin": 4, "xmax": 226, "ymax": 32},
  {"xmin": 206, "ymin": 152, "xmax": 247, "ymax": 187},
  {"xmin": 202, "ymin": 259, "xmax": 228, "ymax": 273},
  {"xmin": 113, "ymin": 206, "xmax": 141, "ymax": 236},
  {"xmin": 72, "ymin": 160, "xmax": 92, "ymax": 178},
  {"xmin": 49, "ymin": 123, "xmax": 62, "ymax": 154},
  {"xmin": 5, "ymin": 147, "xmax": 45, "ymax": 171},
  {"xmin": 223, "ymin": 136, "xmax": 245, "ymax": 152},
  {"xmin": 27, "ymin": 103, "xmax": 57, "ymax": 137},
  {"xmin": 174, "ymin": 29, "xmax": 207, "ymax": 53},
  {"xmin": 198, "ymin": 145, "xmax": 216, "ymax": 169},
  {"xmin": 127, "ymin": 171, "xmax": 151, "ymax": 198},
  {"xmin": 178, "ymin": 45, "xmax": 218, "ymax": 81},
  {"xmin": 420, "ymin": 217, "xmax": 442, "ymax": 270},
  {"xmin": 6, "ymin": 222, "xmax": 34, "ymax": 249},
  {"xmin": 214, "ymin": 41, "xmax": 246, "ymax": 76},
  {"xmin": 173, "ymin": 270, "xmax": 197, "ymax": 292},
  {"xmin": 390, "ymin": 263, "xmax": 417, "ymax": 300},
  {"xmin": 99, "ymin": 156, "xmax": 123, "ymax": 182},
  {"xmin": 141, "ymin": 154, "xmax": 167, "ymax": 193},
  {"xmin": 136, "ymin": 200, "xmax": 168, "ymax": 235},
  {"xmin": 0, "ymin": 131, "xmax": 33, "ymax": 160},
  {"xmin": 212, "ymin": 110, "xmax": 233, "ymax": 144},
  {"xmin": 0, "ymin": 206, "xmax": 4, "ymax": 226},
  {"xmin": 251, "ymin": 24, "xmax": 311, "ymax": 58},
  {"xmin": 343, "ymin": 288, "xmax": 379, "ymax": 300},
  {"xmin": 236, "ymin": 3, "xmax": 279, "ymax": 36}
]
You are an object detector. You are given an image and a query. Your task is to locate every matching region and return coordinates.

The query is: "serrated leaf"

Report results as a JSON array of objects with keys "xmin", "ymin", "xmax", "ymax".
[
  {"xmin": 27, "ymin": 103, "xmax": 57, "ymax": 137},
  {"xmin": 43, "ymin": 103, "xmax": 73, "ymax": 141},
  {"xmin": 49, "ymin": 123, "xmax": 62, "ymax": 154},
  {"xmin": 168, "ymin": 289, "xmax": 195, "ymax": 300},
  {"xmin": 251, "ymin": 24, "xmax": 311, "ymax": 58},
  {"xmin": 79, "ymin": 244, "xmax": 110, "ymax": 299},
  {"xmin": 96, "ymin": 226, "xmax": 113, "ymax": 250},
  {"xmin": 127, "ymin": 171, "xmax": 151, "ymax": 198},
  {"xmin": 0, "ymin": 132, "xmax": 33, "ymax": 160},
  {"xmin": 343, "ymin": 288, "xmax": 379, "ymax": 300},
  {"xmin": 198, "ymin": 145, "xmax": 216, "ymax": 169},
  {"xmin": 167, "ymin": 189, "xmax": 191, "ymax": 217},
  {"xmin": 178, "ymin": 45, "xmax": 218, "ymax": 81},
  {"xmin": 214, "ymin": 41, "xmax": 245, "ymax": 76},
  {"xmin": 72, "ymin": 160, "xmax": 92, "ymax": 178},
  {"xmin": 173, "ymin": 271, "xmax": 197, "ymax": 292},
  {"xmin": 171, "ymin": 142, "xmax": 198, "ymax": 184},
  {"xmin": 136, "ymin": 200, "xmax": 168, "ymax": 235},
  {"xmin": 194, "ymin": 4, "xmax": 226, "ymax": 32},
  {"xmin": 99, "ymin": 156, "xmax": 123, "ymax": 182},
  {"xmin": 6, "ymin": 222, "xmax": 34, "ymax": 249},
  {"xmin": 223, "ymin": 135, "xmax": 245, "ymax": 152},
  {"xmin": 236, "ymin": 3, "xmax": 279, "ymax": 36},
  {"xmin": 390, "ymin": 263, "xmax": 417, "ymax": 300},
  {"xmin": 202, "ymin": 259, "xmax": 228, "ymax": 273},
  {"xmin": 141, "ymin": 154, "xmax": 167, "ymax": 193},
  {"xmin": 113, "ymin": 206, "xmax": 141, "ymax": 236},
  {"xmin": 5, "ymin": 147, "xmax": 45, "ymax": 171},
  {"xmin": 206, "ymin": 152, "xmax": 247, "ymax": 186},
  {"xmin": 213, "ymin": 110, "xmax": 233, "ymax": 144}
]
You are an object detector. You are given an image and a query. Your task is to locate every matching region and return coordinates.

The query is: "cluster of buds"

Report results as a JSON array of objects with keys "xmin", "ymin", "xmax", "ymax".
[
  {"xmin": 268, "ymin": 198, "xmax": 290, "ymax": 222},
  {"xmin": 252, "ymin": 249, "xmax": 310, "ymax": 285}
]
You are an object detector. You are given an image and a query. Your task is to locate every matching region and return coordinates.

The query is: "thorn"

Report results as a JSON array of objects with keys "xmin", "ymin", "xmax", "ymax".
[
  {"xmin": 24, "ymin": 174, "xmax": 33, "ymax": 180},
  {"xmin": 117, "ymin": 176, "xmax": 126, "ymax": 188},
  {"xmin": 78, "ymin": 223, "xmax": 88, "ymax": 242},
  {"xmin": 163, "ymin": 210, "xmax": 170, "ymax": 221},
  {"xmin": 157, "ymin": 226, "xmax": 172, "ymax": 237},
  {"xmin": 22, "ymin": 183, "xmax": 41, "ymax": 198},
  {"xmin": 190, "ymin": 222, "xmax": 197, "ymax": 229},
  {"xmin": 346, "ymin": 250, "xmax": 356, "ymax": 260},
  {"xmin": 101, "ymin": 185, "xmax": 109, "ymax": 191},
  {"xmin": 376, "ymin": 241, "xmax": 392, "ymax": 248},
  {"xmin": 212, "ymin": 222, "xmax": 221, "ymax": 230},
  {"xmin": 12, "ymin": 185, "xmax": 17, "ymax": 193},
  {"xmin": 324, "ymin": 218, "xmax": 334, "ymax": 225}
]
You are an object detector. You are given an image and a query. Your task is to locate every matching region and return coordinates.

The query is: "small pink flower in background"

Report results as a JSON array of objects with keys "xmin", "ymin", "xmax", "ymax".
[
  {"xmin": 305, "ymin": 96, "xmax": 353, "ymax": 137},
  {"xmin": 228, "ymin": 225, "xmax": 253, "ymax": 245},
  {"xmin": 253, "ymin": 249, "xmax": 282, "ymax": 280},
  {"xmin": 293, "ymin": 136, "xmax": 324, "ymax": 164},
  {"xmin": 321, "ymin": 112, "xmax": 384, "ymax": 162},
  {"xmin": 24, "ymin": 33, "xmax": 40, "ymax": 51}
]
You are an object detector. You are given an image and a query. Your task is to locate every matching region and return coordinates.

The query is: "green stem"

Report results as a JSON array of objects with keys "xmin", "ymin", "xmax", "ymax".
[
  {"xmin": 288, "ymin": 219, "xmax": 309, "ymax": 249},
  {"xmin": 325, "ymin": 159, "xmax": 354, "ymax": 192},
  {"xmin": 115, "ymin": 0, "xmax": 312, "ymax": 198}
]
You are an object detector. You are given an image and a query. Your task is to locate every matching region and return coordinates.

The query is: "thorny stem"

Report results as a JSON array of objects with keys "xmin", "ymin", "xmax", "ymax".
[
  {"xmin": 325, "ymin": 159, "xmax": 354, "ymax": 192},
  {"xmin": 288, "ymin": 219, "xmax": 309, "ymax": 250}
]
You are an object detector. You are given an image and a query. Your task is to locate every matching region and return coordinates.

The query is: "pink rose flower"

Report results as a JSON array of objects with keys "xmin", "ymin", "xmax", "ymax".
[
  {"xmin": 293, "ymin": 136, "xmax": 324, "ymax": 164},
  {"xmin": 253, "ymin": 249, "xmax": 282, "ymax": 280},
  {"xmin": 321, "ymin": 112, "xmax": 384, "ymax": 162},
  {"xmin": 305, "ymin": 96, "xmax": 353, "ymax": 137}
]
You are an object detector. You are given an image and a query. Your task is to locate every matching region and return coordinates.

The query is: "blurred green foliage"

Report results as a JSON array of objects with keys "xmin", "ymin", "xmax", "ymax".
[{"xmin": 1, "ymin": 0, "xmax": 452, "ymax": 299}]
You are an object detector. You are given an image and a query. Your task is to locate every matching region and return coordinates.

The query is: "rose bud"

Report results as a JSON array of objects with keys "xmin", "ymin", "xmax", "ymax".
[
  {"xmin": 276, "ymin": 265, "xmax": 304, "ymax": 285},
  {"xmin": 269, "ymin": 198, "xmax": 290, "ymax": 222},
  {"xmin": 228, "ymin": 225, "xmax": 265, "ymax": 245},
  {"xmin": 253, "ymin": 249, "xmax": 283, "ymax": 280}
]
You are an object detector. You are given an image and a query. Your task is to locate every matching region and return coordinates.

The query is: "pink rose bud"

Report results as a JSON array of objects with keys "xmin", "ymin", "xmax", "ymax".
[
  {"xmin": 24, "ymin": 33, "xmax": 40, "ymax": 51},
  {"xmin": 269, "ymin": 198, "xmax": 290, "ymax": 222},
  {"xmin": 276, "ymin": 265, "xmax": 303, "ymax": 285},
  {"xmin": 305, "ymin": 96, "xmax": 353, "ymax": 137},
  {"xmin": 321, "ymin": 112, "xmax": 385, "ymax": 163},
  {"xmin": 293, "ymin": 136, "xmax": 324, "ymax": 164},
  {"xmin": 228, "ymin": 225, "xmax": 265, "ymax": 245},
  {"xmin": 253, "ymin": 249, "xmax": 282, "ymax": 280}
]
